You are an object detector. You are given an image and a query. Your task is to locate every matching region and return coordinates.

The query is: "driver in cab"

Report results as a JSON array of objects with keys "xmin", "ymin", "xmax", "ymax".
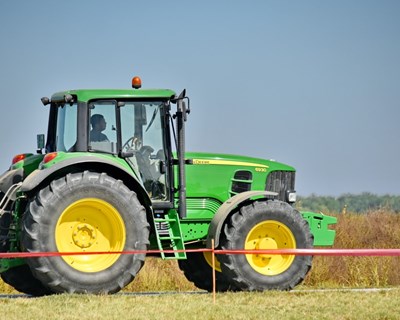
[{"xmin": 90, "ymin": 114, "xmax": 109, "ymax": 142}]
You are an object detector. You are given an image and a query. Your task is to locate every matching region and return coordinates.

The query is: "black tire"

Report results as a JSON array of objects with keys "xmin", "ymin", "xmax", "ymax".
[
  {"xmin": 1, "ymin": 265, "xmax": 52, "ymax": 296},
  {"xmin": 219, "ymin": 200, "xmax": 313, "ymax": 291},
  {"xmin": 21, "ymin": 171, "xmax": 150, "ymax": 295},
  {"xmin": 178, "ymin": 251, "xmax": 238, "ymax": 292},
  {"xmin": 0, "ymin": 192, "xmax": 52, "ymax": 296}
]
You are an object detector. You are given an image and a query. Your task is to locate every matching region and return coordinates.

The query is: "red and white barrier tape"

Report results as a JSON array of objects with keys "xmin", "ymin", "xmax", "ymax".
[{"xmin": 1, "ymin": 248, "xmax": 400, "ymax": 259}]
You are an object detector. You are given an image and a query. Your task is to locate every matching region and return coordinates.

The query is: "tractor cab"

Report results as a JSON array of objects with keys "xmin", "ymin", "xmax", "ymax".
[{"xmin": 41, "ymin": 79, "xmax": 184, "ymax": 202}]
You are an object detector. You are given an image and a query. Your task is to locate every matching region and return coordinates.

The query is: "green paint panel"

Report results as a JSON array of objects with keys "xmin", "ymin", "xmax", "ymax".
[
  {"xmin": 301, "ymin": 211, "xmax": 337, "ymax": 246},
  {"xmin": 180, "ymin": 221, "xmax": 210, "ymax": 242}
]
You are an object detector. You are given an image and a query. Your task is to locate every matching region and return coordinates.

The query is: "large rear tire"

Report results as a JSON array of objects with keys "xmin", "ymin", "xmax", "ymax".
[
  {"xmin": 178, "ymin": 251, "xmax": 237, "ymax": 292},
  {"xmin": 219, "ymin": 200, "xmax": 313, "ymax": 291},
  {"xmin": 1, "ymin": 265, "xmax": 52, "ymax": 296},
  {"xmin": 21, "ymin": 171, "xmax": 150, "ymax": 295},
  {"xmin": 0, "ymin": 192, "xmax": 51, "ymax": 296}
]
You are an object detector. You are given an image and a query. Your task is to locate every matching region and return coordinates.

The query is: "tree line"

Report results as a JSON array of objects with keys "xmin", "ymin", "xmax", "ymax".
[{"xmin": 296, "ymin": 192, "xmax": 400, "ymax": 213}]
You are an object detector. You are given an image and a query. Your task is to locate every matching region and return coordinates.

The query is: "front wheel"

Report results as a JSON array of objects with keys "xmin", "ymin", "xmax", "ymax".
[
  {"xmin": 219, "ymin": 200, "xmax": 313, "ymax": 291},
  {"xmin": 22, "ymin": 171, "xmax": 150, "ymax": 295}
]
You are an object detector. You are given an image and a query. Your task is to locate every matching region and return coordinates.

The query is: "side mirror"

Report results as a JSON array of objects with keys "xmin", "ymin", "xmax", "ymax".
[
  {"xmin": 37, "ymin": 134, "xmax": 45, "ymax": 154},
  {"xmin": 41, "ymin": 97, "xmax": 50, "ymax": 106}
]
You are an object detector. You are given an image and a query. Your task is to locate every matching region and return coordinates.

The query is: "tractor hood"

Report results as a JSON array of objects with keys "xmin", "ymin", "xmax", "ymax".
[{"xmin": 183, "ymin": 152, "xmax": 296, "ymax": 205}]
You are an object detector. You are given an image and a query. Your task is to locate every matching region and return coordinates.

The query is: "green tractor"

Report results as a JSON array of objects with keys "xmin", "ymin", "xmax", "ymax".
[{"xmin": 0, "ymin": 77, "xmax": 336, "ymax": 295}]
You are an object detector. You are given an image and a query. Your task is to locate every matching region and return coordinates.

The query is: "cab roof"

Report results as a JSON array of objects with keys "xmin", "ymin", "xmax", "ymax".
[{"xmin": 51, "ymin": 89, "xmax": 177, "ymax": 103}]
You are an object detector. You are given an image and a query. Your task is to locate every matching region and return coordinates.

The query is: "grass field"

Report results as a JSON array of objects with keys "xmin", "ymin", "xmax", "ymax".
[
  {"xmin": 1, "ymin": 289, "xmax": 400, "ymax": 320},
  {"xmin": 1, "ymin": 210, "xmax": 400, "ymax": 319}
]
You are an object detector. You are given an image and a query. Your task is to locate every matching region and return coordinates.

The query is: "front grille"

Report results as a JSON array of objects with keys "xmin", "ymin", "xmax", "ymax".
[{"xmin": 265, "ymin": 171, "xmax": 295, "ymax": 202}]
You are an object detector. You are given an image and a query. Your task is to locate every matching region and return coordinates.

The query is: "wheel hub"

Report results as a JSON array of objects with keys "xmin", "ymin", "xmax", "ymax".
[
  {"xmin": 72, "ymin": 223, "xmax": 97, "ymax": 249},
  {"xmin": 255, "ymin": 237, "xmax": 277, "ymax": 259},
  {"xmin": 245, "ymin": 220, "xmax": 296, "ymax": 275}
]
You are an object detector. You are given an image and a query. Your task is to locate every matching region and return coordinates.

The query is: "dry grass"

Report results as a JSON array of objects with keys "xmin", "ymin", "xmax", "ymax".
[
  {"xmin": 304, "ymin": 209, "xmax": 400, "ymax": 288},
  {"xmin": 123, "ymin": 257, "xmax": 197, "ymax": 292}
]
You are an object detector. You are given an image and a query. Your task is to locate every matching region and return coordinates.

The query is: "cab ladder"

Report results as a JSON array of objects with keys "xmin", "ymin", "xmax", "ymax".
[{"xmin": 154, "ymin": 210, "xmax": 186, "ymax": 260}]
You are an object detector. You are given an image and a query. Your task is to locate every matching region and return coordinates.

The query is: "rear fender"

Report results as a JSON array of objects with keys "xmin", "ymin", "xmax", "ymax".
[{"xmin": 20, "ymin": 156, "xmax": 152, "ymax": 216}]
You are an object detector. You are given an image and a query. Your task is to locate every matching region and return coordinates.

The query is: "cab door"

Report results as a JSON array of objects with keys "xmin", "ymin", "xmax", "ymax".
[{"xmin": 119, "ymin": 101, "xmax": 170, "ymax": 202}]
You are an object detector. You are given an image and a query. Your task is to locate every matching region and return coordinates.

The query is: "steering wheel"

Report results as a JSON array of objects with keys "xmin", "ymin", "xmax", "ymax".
[{"xmin": 123, "ymin": 136, "xmax": 142, "ymax": 151}]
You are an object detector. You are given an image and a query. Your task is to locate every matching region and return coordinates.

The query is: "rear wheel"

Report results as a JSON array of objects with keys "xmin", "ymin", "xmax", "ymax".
[
  {"xmin": 22, "ymin": 171, "xmax": 150, "ymax": 295},
  {"xmin": 178, "ymin": 251, "xmax": 237, "ymax": 292},
  {"xmin": 1, "ymin": 265, "xmax": 52, "ymax": 296},
  {"xmin": 219, "ymin": 200, "xmax": 313, "ymax": 291},
  {"xmin": 0, "ymin": 192, "xmax": 51, "ymax": 296}
]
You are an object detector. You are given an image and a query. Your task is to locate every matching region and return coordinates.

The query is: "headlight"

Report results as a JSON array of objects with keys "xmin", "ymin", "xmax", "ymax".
[{"xmin": 287, "ymin": 191, "xmax": 297, "ymax": 203}]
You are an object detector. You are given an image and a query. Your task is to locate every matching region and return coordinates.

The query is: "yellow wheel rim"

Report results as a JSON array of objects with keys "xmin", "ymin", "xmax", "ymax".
[
  {"xmin": 245, "ymin": 220, "xmax": 296, "ymax": 276},
  {"xmin": 55, "ymin": 198, "xmax": 126, "ymax": 273},
  {"xmin": 203, "ymin": 252, "xmax": 222, "ymax": 272}
]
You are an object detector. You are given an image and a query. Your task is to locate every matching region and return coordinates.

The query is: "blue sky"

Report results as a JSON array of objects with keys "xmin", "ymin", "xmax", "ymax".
[{"xmin": 0, "ymin": 0, "xmax": 399, "ymax": 196}]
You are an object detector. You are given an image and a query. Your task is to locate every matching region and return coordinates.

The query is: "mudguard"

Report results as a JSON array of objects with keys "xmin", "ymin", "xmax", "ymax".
[{"xmin": 19, "ymin": 156, "xmax": 152, "ymax": 209}]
